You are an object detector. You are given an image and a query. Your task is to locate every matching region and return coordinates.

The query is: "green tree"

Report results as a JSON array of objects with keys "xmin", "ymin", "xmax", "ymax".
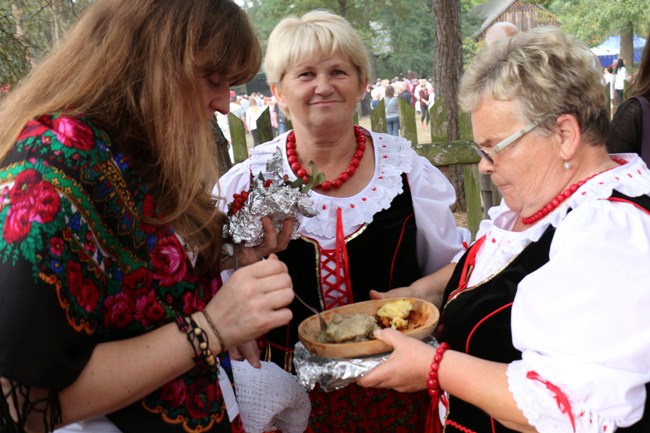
[
  {"xmin": 372, "ymin": 0, "xmax": 435, "ymax": 79},
  {"xmin": 242, "ymin": 0, "xmax": 440, "ymax": 79},
  {"xmin": 548, "ymin": 0, "xmax": 650, "ymax": 66},
  {"xmin": 0, "ymin": 0, "xmax": 92, "ymax": 86}
]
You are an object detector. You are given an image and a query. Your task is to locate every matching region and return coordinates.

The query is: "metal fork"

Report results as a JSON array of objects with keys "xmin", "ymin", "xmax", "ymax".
[{"xmin": 294, "ymin": 291, "xmax": 327, "ymax": 332}]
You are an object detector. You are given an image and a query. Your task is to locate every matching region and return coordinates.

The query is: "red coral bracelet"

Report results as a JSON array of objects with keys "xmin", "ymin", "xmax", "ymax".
[
  {"xmin": 427, "ymin": 342, "xmax": 449, "ymax": 398},
  {"xmin": 425, "ymin": 342, "xmax": 450, "ymax": 433}
]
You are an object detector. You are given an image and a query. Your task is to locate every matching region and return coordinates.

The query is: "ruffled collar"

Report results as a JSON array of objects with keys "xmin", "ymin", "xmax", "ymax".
[
  {"xmin": 249, "ymin": 130, "xmax": 414, "ymax": 240},
  {"xmin": 472, "ymin": 153, "xmax": 650, "ymax": 277}
]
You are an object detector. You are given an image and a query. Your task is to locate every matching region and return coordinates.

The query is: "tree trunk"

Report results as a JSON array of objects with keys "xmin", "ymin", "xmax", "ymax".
[
  {"xmin": 11, "ymin": 0, "xmax": 33, "ymax": 67},
  {"xmin": 432, "ymin": 0, "xmax": 466, "ymax": 211},
  {"xmin": 620, "ymin": 22, "xmax": 634, "ymax": 67},
  {"xmin": 11, "ymin": 0, "xmax": 25, "ymax": 40},
  {"xmin": 50, "ymin": 1, "xmax": 63, "ymax": 48}
]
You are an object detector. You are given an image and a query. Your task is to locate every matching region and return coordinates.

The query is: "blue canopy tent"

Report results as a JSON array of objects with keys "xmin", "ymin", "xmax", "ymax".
[{"xmin": 591, "ymin": 35, "xmax": 646, "ymax": 67}]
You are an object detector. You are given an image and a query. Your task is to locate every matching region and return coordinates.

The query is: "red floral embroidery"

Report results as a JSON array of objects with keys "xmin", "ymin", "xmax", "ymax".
[
  {"xmin": 3, "ymin": 205, "xmax": 32, "ymax": 243},
  {"xmin": 160, "ymin": 377, "xmax": 188, "ymax": 408},
  {"xmin": 134, "ymin": 291, "xmax": 165, "ymax": 327},
  {"xmin": 67, "ymin": 260, "xmax": 100, "ymax": 312},
  {"xmin": 16, "ymin": 118, "xmax": 50, "ymax": 141},
  {"xmin": 185, "ymin": 377, "xmax": 219, "ymax": 419},
  {"xmin": 308, "ymin": 385, "xmax": 428, "ymax": 431},
  {"xmin": 32, "ymin": 181, "xmax": 60, "ymax": 223},
  {"xmin": 182, "ymin": 291, "xmax": 207, "ymax": 316},
  {"xmin": 49, "ymin": 237, "xmax": 64, "ymax": 256},
  {"xmin": 122, "ymin": 268, "xmax": 153, "ymax": 298},
  {"xmin": 51, "ymin": 116, "xmax": 95, "ymax": 151},
  {"xmin": 103, "ymin": 293, "xmax": 135, "ymax": 329},
  {"xmin": 152, "ymin": 236, "xmax": 188, "ymax": 287},
  {"xmin": 3, "ymin": 169, "xmax": 60, "ymax": 243}
]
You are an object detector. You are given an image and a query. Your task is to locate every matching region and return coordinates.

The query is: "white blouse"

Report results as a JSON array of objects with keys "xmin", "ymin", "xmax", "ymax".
[
  {"xmin": 215, "ymin": 130, "xmax": 469, "ymax": 275},
  {"xmin": 471, "ymin": 154, "xmax": 650, "ymax": 432}
]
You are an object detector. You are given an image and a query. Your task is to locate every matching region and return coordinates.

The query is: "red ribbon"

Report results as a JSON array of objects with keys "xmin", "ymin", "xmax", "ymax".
[{"xmin": 526, "ymin": 371, "xmax": 576, "ymax": 432}]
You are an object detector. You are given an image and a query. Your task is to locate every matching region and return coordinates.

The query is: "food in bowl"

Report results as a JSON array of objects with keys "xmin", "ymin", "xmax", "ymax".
[
  {"xmin": 376, "ymin": 298, "xmax": 413, "ymax": 329},
  {"xmin": 298, "ymin": 297, "xmax": 439, "ymax": 358},
  {"xmin": 318, "ymin": 313, "xmax": 380, "ymax": 343},
  {"xmin": 318, "ymin": 299, "xmax": 420, "ymax": 344}
]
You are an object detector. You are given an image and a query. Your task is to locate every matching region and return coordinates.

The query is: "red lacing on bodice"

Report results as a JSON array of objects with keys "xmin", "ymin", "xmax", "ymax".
[{"xmin": 319, "ymin": 208, "xmax": 353, "ymax": 309}]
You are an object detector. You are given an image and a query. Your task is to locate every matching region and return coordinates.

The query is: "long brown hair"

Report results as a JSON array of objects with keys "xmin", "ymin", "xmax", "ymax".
[{"xmin": 0, "ymin": 0, "xmax": 261, "ymax": 273}]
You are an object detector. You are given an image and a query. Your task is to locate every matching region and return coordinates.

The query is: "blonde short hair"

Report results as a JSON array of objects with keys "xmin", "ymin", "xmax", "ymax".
[
  {"xmin": 263, "ymin": 10, "xmax": 371, "ymax": 86},
  {"xmin": 459, "ymin": 26, "xmax": 608, "ymax": 145}
]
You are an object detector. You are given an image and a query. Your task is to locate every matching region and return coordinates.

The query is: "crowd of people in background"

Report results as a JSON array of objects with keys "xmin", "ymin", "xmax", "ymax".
[
  {"xmin": 217, "ymin": 75, "xmax": 436, "ymax": 147},
  {"xmin": 365, "ymin": 76, "xmax": 436, "ymax": 133}
]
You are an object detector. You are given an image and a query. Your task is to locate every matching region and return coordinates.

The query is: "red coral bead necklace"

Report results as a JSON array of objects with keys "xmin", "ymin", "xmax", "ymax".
[
  {"xmin": 286, "ymin": 125, "xmax": 366, "ymax": 191},
  {"xmin": 521, "ymin": 156, "xmax": 626, "ymax": 225}
]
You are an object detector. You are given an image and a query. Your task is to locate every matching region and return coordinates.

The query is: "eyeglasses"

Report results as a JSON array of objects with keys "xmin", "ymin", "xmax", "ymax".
[{"xmin": 472, "ymin": 121, "xmax": 540, "ymax": 164}]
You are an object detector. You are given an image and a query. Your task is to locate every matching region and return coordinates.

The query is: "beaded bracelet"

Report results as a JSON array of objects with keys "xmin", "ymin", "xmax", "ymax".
[
  {"xmin": 176, "ymin": 314, "xmax": 218, "ymax": 372},
  {"xmin": 427, "ymin": 342, "xmax": 450, "ymax": 399},
  {"xmin": 426, "ymin": 342, "xmax": 450, "ymax": 433},
  {"xmin": 200, "ymin": 310, "xmax": 227, "ymax": 353}
]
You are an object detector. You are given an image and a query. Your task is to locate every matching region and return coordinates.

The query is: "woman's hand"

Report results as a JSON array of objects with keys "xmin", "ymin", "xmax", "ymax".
[
  {"xmin": 204, "ymin": 254, "xmax": 293, "ymax": 352},
  {"xmin": 370, "ymin": 263, "xmax": 456, "ymax": 308},
  {"xmin": 236, "ymin": 217, "xmax": 293, "ymax": 267},
  {"xmin": 229, "ymin": 340, "xmax": 262, "ymax": 368},
  {"xmin": 369, "ymin": 286, "xmax": 417, "ymax": 300},
  {"xmin": 356, "ymin": 328, "xmax": 434, "ymax": 393}
]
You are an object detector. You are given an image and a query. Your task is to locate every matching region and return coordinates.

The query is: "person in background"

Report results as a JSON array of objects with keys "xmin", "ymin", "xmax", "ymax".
[
  {"xmin": 603, "ymin": 66, "xmax": 615, "ymax": 115},
  {"xmin": 360, "ymin": 26, "xmax": 650, "ymax": 433},
  {"xmin": 216, "ymin": 9, "xmax": 469, "ymax": 432},
  {"xmin": 384, "ymin": 84, "xmax": 400, "ymax": 136},
  {"xmin": 614, "ymin": 57, "xmax": 628, "ymax": 108},
  {"xmin": 369, "ymin": 81, "xmax": 384, "ymax": 110},
  {"xmin": 484, "ymin": 21, "xmax": 518, "ymax": 45},
  {"xmin": 607, "ymin": 29, "xmax": 650, "ymax": 158},
  {"xmin": 266, "ymin": 96, "xmax": 279, "ymax": 137},
  {"xmin": 417, "ymin": 78, "xmax": 430, "ymax": 129},
  {"xmin": 245, "ymin": 95, "xmax": 265, "ymax": 147},
  {"xmin": 396, "ymin": 82, "xmax": 412, "ymax": 106},
  {"xmin": 0, "ymin": 1, "xmax": 295, "ymax": 432},
  {"xmin": 230, "ymin": 93, "xmax": 244, "ymax": 120}
]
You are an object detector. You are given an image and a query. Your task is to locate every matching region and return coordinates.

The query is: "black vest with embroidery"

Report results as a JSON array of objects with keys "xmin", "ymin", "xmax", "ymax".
[
  {"xmin": 266, "ymin": 174, "xmax": 422, "ymax": 371},
  {"xmin": 439, "ymin": 191, "xmax": 650, "ymax": 433}
]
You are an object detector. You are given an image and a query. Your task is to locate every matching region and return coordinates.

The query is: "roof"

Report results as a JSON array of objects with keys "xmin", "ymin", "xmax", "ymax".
[{"xmin": 471, "ymin": 0, "xmax": 516, "ymax": 36}]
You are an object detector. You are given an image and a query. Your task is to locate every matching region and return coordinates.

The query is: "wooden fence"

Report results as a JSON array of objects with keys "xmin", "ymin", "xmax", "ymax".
[{"xmin": 227, "ymin": 100, "xmax": 483, "ymax": 239}]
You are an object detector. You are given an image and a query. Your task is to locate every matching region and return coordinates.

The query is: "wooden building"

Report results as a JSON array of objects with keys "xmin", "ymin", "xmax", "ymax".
[{"xmin": 472, "ymin": 0, "xmax": 559, "ymax": 41}]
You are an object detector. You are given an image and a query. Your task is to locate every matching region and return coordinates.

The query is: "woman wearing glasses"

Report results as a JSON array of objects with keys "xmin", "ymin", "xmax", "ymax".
[{"xmin": 360, "ymin": 26, "xmax": 650, "ymax": 432}]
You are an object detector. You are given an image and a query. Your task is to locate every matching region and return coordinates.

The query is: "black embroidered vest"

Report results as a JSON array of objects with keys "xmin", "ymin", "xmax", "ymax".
[{"xmin": 439, "ymin": 191, "xmax": 650, "ymax": 433}]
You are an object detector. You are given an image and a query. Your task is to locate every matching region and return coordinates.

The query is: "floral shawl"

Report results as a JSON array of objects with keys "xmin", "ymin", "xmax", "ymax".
[{"xmin": 0, "ymin": 114, "xmax": 243, "ymax": 433}]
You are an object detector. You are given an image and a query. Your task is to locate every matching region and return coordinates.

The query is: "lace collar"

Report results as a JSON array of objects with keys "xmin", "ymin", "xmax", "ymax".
[
  {"xmin": 479, "ymin": 153, "xmax": 650, "ymax": 254},
  {"xmin": 467, "ymin": 153, "xmax": 650, "ymax": 284},
  {"xmin": 249, "ymin": 130, "xmax": 414, "ymax": 239}
]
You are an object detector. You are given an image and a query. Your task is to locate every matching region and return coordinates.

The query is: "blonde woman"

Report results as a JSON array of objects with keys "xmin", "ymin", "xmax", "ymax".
[{"xmin": 218, "ymin": 10, "xmax": 468, "ymax": 432}]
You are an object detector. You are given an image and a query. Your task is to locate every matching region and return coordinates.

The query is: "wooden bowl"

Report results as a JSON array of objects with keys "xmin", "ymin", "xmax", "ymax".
[{"xmin": 297, "ymin": 297, "xmax": 439, "ymax": 359}]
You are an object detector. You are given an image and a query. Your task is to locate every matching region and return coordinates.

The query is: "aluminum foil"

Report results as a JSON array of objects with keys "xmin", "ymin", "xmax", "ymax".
[
  {"xmin": 293, "ymin": 336, "xmax": 438, "ymax": 392},
  {"xmin": 224, "ymin": 149, "xmax": 318, "ymax": 246}
]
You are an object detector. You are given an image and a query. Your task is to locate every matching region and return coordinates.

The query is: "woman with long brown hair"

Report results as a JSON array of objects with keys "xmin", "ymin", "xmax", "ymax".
[{"xmin": 0, "ymin": 1, "xmax": 293, "ymax": 432}]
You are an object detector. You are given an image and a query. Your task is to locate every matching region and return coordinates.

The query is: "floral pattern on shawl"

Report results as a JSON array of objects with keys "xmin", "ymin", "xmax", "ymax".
[{"xmin": 0, "ymin": 114, "xmax": 241, "ymax": 433}]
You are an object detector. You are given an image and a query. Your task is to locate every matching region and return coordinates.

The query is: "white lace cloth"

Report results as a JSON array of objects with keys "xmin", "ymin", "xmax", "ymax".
[
  {"xmin": 215, "ymin": 130, "xmax": 469, "ymax": 275},
  {"xmin": 472, "ymin": 153, "xmax": 650, "ymax": 432},
  {"xmin": 232, "ymin": 360, "xmax": 311, "ymax": 433}
]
